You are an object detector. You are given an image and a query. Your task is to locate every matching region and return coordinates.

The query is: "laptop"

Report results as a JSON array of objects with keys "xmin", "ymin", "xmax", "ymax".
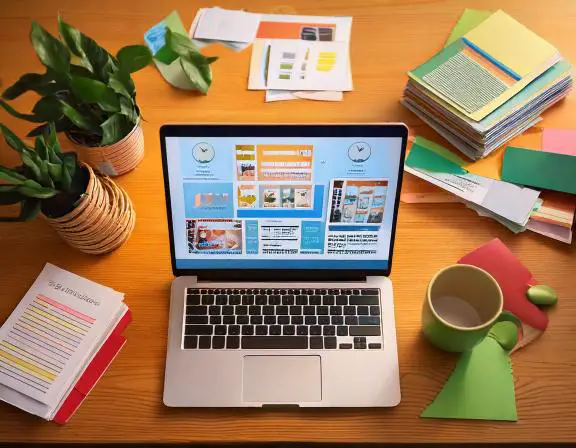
[{"xmin": 160, "ymin": 124, "xmax": 407, "ymax": 407}]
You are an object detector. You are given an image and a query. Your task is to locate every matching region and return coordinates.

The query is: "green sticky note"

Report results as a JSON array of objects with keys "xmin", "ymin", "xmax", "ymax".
[
  {"xmin": 445, "ymin": 9, "xmax": 492, "ymax": 47},
  {"xmin": 502, "ymin": 147, "xmax": 576, "ymax": 195},
  {"xmin": 421, "ymin": 337, "xmax": 517, "ymax": 421},
  {"xmin": 407, "ymin": 142, "xmax": 468, "ymax": 175},
  {"xmin": 414, "ymin": 136, "xmax": 469, "ymax": 167}
]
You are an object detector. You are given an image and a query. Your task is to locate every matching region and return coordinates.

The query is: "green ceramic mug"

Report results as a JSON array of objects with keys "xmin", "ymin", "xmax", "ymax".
[{"xmin": 422, "ymin": 264, "xmax": 503, "ymax": 352}]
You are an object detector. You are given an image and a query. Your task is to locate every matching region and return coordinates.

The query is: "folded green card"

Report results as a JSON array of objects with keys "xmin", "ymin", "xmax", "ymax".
[{"xmin": 502, "ymin": 147, "xmax": 576, "ymax": 195}]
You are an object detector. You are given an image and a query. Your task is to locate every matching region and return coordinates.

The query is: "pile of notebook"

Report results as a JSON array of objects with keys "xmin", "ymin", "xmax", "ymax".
[
  {"xmin": 402, "ymin": 9, "xmax": 573, "ymax": 160},
  {"xmin": 0, "ymin": 264, "xmax": 130, "ymax": 423}
]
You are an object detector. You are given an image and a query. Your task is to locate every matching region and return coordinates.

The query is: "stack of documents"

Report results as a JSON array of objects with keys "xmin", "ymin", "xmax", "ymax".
[
  {"xmin": 189, "ymin": 7, "xmax": 262, "ymax": 52},
  {"xmin": 402, "ymin": 9, "xmax": 572, "ymax": 159},
  {"xmin": 0, "ymin": 264, "xmax": 131, "ymax": 423},
  {"xmin": 247, "ymin": 13, "xmax": 353, "ymax": 102}
]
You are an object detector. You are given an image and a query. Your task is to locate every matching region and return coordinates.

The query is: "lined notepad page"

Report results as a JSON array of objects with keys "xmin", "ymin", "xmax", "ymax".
[{"xmin": 0, "ymin": 264, "xmax": 123, "ymax": 408}]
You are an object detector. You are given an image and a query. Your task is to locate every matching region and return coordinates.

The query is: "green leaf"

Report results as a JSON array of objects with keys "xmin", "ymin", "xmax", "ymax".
[
  {"xmin": 34, "ymin": 134, "xmax": 48, "ymax": 160},
  {"xmin": 2, "ymin": 73, "xmax": 44, "ymax": 100},
  {"xmin": 18, "ymin": 183, "xmax": 58, "ymax": 199},
  {"xmin": 46, "ymin": 122, "xmax": 61, "ymax": 154},
  {"xmin": 0, "ymin": 190, "xmax": 25, "ymax": 205},
  {"xmin": 70, "ymin": 64, "xmax": 96, "ymax": 78},
  {"xmin": 59, "ymin": 100, "xmax": 96, "ymax": 131},
  {"xmin": 179, "ymin": 57, "xmax": 211, "ymax": 94},
  {"xmin": 79, "ymin": 34, "xmax": 117, "ymax": 81},
  {"xmin": 206, "ymin": 56, "xmax": 218, "ymax": 65},
  {"xmin": 0, "ymin": 166, "xmax": 27, "ymax": 184},
  {"xmin": 0, "ymin": 99, "xmax": 44, "ymax": 123},
  {"xmin": 32, "ymin": 95, "xmax": 63, "ymax": 121},
  {"xmin": 0, "ymin": 185, "xmax": 18, "ymax": 192},
  {"xmin": 30, "ymin": 22, "xmax": 70, "ymax": 74},
  {"xmin": 97, "ymin": 88, "xmax": 121, "ymax": 113},
  {"xmin": 0, "ymin": 124, "xmax": 29, "ymax": 153},
  {"xmin": 109, "ymin": 70, "xmax": 134, "ymax": 98},
  {"xmin": 21, "ymin": 151, "xmax": 42, "ymax": 181},
  {"xmin": 45, "ymin": 161, "xmax": 62, "ymax": 182},
  {"xmin": 70, "ymin": 75, "xmax": 107, "ymax": 103},
  {"xmin": 166, "ymin": 29, "xmax": 199, "ymax": 58},
  {"xmin": 119, "ymin": 96, "xmax": 137, "ymax": 123},
  {"xmin": 27, "ymin": 118, "xmax": 71, "ymax": 137},
  {"xmin": 100, "ymin": 113, "xmax": 130, "ymax": 145},
  {"xmin": 58, "ymin": 15, "xmax": 83, "ymax": 57},
  {"xmin": 117, "ymin": 45, "xmax": 152, "ymax": 73}
]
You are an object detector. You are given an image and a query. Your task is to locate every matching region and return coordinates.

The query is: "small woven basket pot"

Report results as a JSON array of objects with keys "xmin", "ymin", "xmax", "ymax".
[
  {"xmin": 43, "ymin": 164, "xmax": 136, "ymax": 255},
  {"xmin": 69, "ymin": 121, "xmax": 144, "ymax": 177}
]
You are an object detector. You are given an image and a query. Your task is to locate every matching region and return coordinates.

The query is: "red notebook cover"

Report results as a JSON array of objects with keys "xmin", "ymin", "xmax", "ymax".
[
  {"xmin": 458, "ymin": 238, "xmax": 548, "ymax": 350},
  {"xmin": 52, "ymin": 309, "xmax": 132, "ymax": 424}
]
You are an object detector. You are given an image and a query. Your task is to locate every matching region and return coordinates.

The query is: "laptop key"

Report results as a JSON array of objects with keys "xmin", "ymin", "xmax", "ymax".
[
  {"xmin": 317, "ymin": 306, "xmax": 329, "ymax": 315},
  {"xmin": 322, "ymin": 295, "xmax": 335, "ymax": 305},
  {"xmin": 324, "ymin": 337, "xmax": 337, "ymax": 349},
  {"xmin": 237, "ymin": 316, "xmax": 249, "ymax": 325},
  {"xmin": 250, "ymin": 315, "xmax": 263, "ymax": 325},
  {"xmin": 226, "ymin": 336, "xmax": 240, "ymax": 349},
  {"xmin": 188, "ymin": 306, "xmax": 208, "ymax": 315},
  {"xmin": 184, "ymin": 335, "xmax": 197, "ymax": 349},
  {"xmin": 349, "ymin": 296, "xmax": 379, "ymax": 306},
  {"xmin": 249, "ymin": 305, "xmax": 261, "ymax": 315},
  {"xmin": 215, "ymin": 295, "xmax": 228, "ymax": 305},
  {"xmin": 222, "ymin": 305, "xmax": 234, "ymax": 315},
  {"xmin": 199, "ymin": 336, "xmax": 212, "ymax": 349},
  {"xmin": 270, "ymin": 325, "xmax": 282, "ymax": 335},
  {"xmin": 186, "ymin": 315, "xmax": 208, "ymax": 324},
  {"xmin": 291, "ymin": 315, "xmax": 304, "ymax": 325},
  {"xmin": 323, "ymin": 326, "xmax": 336, "ymax": 336},
  {"xmin": 264, "ymin": 316, "xmax": 276, "ymax": 325},
  {"xmin": 305, "ymin": 316, "xmax": 316, "ymax": 325},
  {"xmin": 297, "ymin": 325, "xmax": 308, "ymax": 335},
  {"xmin": 212, "ymin": 336, "xmax": 225, "ymax": 349},
  {"xmin": 255, "ymin": 295, "xmax": 267, "ymax": 305},
  {"xmin": 209, "ymin": 305, "xmax": 221, "ymax": 315},
  {"xmin": 309, "ymin": 295, "xmax": 322, "ymax": 305},
  {"xmin": 263, "ymin": 305, "xmax": 274, "ymax": 315},
  {"xmin": 345, "ymin": 316, "xmax": 358, "ymax": 325},
  {"xmin": 368, "ymin": 343, "xmax": 382, "ymax": 349},
  {"xmin": 256, "ymin": 325, "xmax": 268, "ymax": 335},
  {"xmin": 269, "ymin": 295, "xmax": 281, "ymax": 305},
  {"xmin": 318, "ymin": 316, "xmax": 330, "ymax": 325},
  {"xmin": 202, "ymin": 295, "xmax": 215, "ymax": 305},
  {"xmin": 296, "ymin": 295, "xmax": 308, "ymax": 305},
  {"xmin": 187, "ymin": 288, "xmax": 200, "ymax": 294},
  {"xmin": 242, "ymin": 336, "xmax": 308, "ymax": 349},
  {"xmin": 336, "ymin": 295, "xmax": 348, "ymax": 305},
  {"xmin": 310, "ymin": 336, "xmax": 323, "ymax": 349},
  {"xmin": 310, "ymin": 325, "xmax": 322, "ymax": 336},
  {"xmin": 276, "ymin": 305, "xmax": 289, "ymax": 315},
  {"xmin": 337, "ymin": 326, "xmax": 348, "ymax": 336},
  {"xmin": 361, "ymin": 289, "xmax": 379, "ymax": 295},
  {"xmin": 359, "ymin": 316, "xmax": 381, "ymax": 326},
  {"xmin": 236, "ymin": 305, "xmax": 248, "ymax": 315},
  {"xmin": 331, "ymin": 316, "xmax": 344, "ymax": 325},
  {"xmin": 223, "ymin": 316, "xmax": 235, "ymax": 324},
  {"xmin": 242, "ymin": 295, "xmax": 255, "ymax": 305},
  {"xmin": 228, "ymin": 325, "xmax": 240, "ymax": 335},
  {"xmin": 229, "ymin": 295, "xmax": 241, "ymax": 305},
  {"xmin": 303, "ymin": 306, "xmax": 315, "ymax": 315},
  {"xmin": 344, "ymin": 306, "xmax": 355, "ymax": 315},
  {"xmin": 328, "ymin": 289, "xmax": 340, "ymax": 295},
  {"xmin": 278, "ymin": 316, "xmax": 290, "ymax": 325},
  {"xmin": 290, "ymin": 305, "xmax": 302, "ymax": 315},
  {"xmin": 350, "ymin": 326, "xmax": 381, "ymax": 336},
  {"xmin": 370, "ymin": 306, "xmax": 381, "ymax": 316},
  {"xmin": 357, "ymin": 306, "xmax": 369, "ymax": 316},
  {"xmin": 316, "ymin": 289, "xmax": 328, "ymax": 295},
  {"xmin": 242, "ymin": 325, "xmax": 254, "ymax": 335},
  {"xmin": 339, "ymin": 343, "xmax": 352, "ymax": 349},
  {"xmin": 330, "ymin": 306, "xmax": 342, "ymax": 315},
  {"xmin": 282, "ymin": 295, "xmax": 295, "ymax": 305},
  {"xmin": 210, "ymin": 316, "xmax": 221, "ymax": 325},
  {"xmin": 186, "ymin": 325, "xmax": 213, "ymax": 335},
  {"xmin": 186, "ymin": 295, "xmax": 201, "ymax": 305},
  {"xmin": 283, "ymin": 325, "xmax": 296, "ymax": 335},
  {"xmin": 215, "ymin": 325, "xmax": 227, "ymax": 335}
]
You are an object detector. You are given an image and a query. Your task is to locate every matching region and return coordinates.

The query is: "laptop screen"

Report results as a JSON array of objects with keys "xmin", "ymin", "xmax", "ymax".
[{"xmin": 163, "ymin": 129, "xmax": 404, "ymax": 272}]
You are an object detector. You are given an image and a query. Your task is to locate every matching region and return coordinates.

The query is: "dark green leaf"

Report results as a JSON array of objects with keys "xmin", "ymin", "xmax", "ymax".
[
  {"xmin": 166, "ymin": 29, "xmax": 199, "ymax": 58},
  {"xmin": 0, "ymin": 124, "xmax": 29, "ymax": 153},
  {"xmin": 109, "ymin": 70, "xmax": 135, "ymax": 98},
  {"xmin": 0, "ymin": 190, "xmax": 25, "ymax": 205},
  {"xmin": 46, "ymin": 122, "xmax": 61, "ymax": 154},
  {"xmin": 70, "ymin": 75, "xmax": 107, "ymax": 102},
  {"xmin": 27, "ymin": 118, "xmax": 71, "ymax": 137},
  {"xmin": 117, "ymin": 45, "xmax": 152, "ymax": 73},
  {"xmin": 18, "ymin": 183, "xmax": 58, "ymax": 199},
  {"xmin": 179, "ymin": 57, "xmax": 211, "ymax": 94},
  {"xmin": 79, "ymin": 34, "xmax": 117, "ymax": 81},
  {"xmin": 30, "ymin": 22, "xmax": 70, "ymax": 74},
  {"xmin": 29, "ymin": 124, "xmax": 50, "ymax": 137},
  {"xmin": 39, "ymin": 160, "xmax": 55, "ymax": 187},
  {"xmin": 0, "ymin": 185, "xmax": 18, "ymax": 192},
  {"xmin": 100, "ymin": 113, "xmax": 129, "ymax": 145},
  {"xmin": 21, "ymin": 151, "xmax": 42, "ymax": 181},
  {"xmin": 34, "ymin": 134, "xmax": 48, "ymax": 159},
  {"xmin": 0, "ymin": 99, "xmax": 44, "ymax": 123},
  {"xmin": 0, "ymin": 166, "xmax": 27, "ymax": 184},
  {"xmin": 97, "ymin": 88, "xmax": 121, "ymax": 112},
  {"xmin": 61, "ymin": 164, "xmax": 72, "ymax": 190},
  {"xmin": 59, "ymin": 100, "xmax": 96, "ymax": 131},
  {"xmin": 206, "ymin": 56, "xmax": 218, "ymax": 65},
  {"xmin": 58, "ymin": 15, "xmax": 83, "ymax": 57},
  {"xmin": 70, "ymin": 64, "xmax": 96, "ymax": 78},
  {"xmin": 2, "ymin": 73, "xmax": 44, "ymax": 100},
  {"xmin": 45, "ymin": 161, "xmax": 62, "ymax": 182},
  {"xmin": 32, "ymin": 95, "xmax": 63, "ymax": 121},
  {"xmin": 119, "ymin": 96, "xmax": 137, "ymax": 123}
]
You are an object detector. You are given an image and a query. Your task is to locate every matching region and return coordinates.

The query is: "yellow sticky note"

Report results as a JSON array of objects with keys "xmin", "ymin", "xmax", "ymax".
[{"xmin": 464, "ymin": 10, "xmax": 558, "ymax": 78}]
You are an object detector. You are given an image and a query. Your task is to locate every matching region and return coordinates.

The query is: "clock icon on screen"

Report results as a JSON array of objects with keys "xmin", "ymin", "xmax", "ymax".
[
  {"xmin": 348, "ymin": 142, "xmax": 371, "ymax": 163},
  {"xmin": 192, "ymin": 142, "xmax": 215, "ymax": 163}
]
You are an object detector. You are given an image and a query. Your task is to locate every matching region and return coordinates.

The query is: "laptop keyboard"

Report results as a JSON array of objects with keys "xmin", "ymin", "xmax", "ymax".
[{"xmin": 182, "ymin": 288, "xmax": 382, "ymax": 350}]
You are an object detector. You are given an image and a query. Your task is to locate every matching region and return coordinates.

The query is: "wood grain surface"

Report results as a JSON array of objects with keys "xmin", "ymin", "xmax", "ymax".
[{"xmin": 1, "ymin": 0, "xmax": 575, "ymax": 443}]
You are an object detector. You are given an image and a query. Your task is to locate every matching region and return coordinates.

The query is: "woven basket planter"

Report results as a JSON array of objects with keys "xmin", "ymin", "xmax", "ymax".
[
  {"xmin": 69, "ymin": 122, "xmax": 144, "ymax": 177},
  {"xmin": 43, "ymin": 164, "xmax": 136, "ymax": 254}
]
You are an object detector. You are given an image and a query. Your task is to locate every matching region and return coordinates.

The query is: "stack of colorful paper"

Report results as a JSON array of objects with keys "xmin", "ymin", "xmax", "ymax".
[{"xmin": 402, "ymin": 9, "xmax": 572, "ymax": 160}]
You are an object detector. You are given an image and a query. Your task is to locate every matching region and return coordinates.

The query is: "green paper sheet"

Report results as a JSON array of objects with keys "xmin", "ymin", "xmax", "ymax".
[
  {"xmin": 406, "ymin": 141, "xmax": 468, "ymax": 175},
  {"xmin": 445, "ymin": 9, "xmax": 492, "ymax": 47},
  {"xmin": 421, "ymin": 337, "xmax": 518, "ymax": 421},
  {"xmin": 413, "ymin": 136, "xmax": 469, "ymax": 167},
  {"xmin": 502, "ymin": 146, "xmax": 576, "ymax": 195}
]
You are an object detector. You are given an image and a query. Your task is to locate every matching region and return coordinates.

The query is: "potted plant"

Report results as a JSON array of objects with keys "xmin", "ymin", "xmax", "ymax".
[
  {"xmin": 0, "ymin": 16, "xmax": 152, "ymax": 177},
  {"xmin": 0, "ymin": 123, "xmax": 135, "ymax": 254}
]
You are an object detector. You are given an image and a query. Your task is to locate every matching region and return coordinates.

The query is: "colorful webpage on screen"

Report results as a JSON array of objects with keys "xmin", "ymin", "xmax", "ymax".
[{"xmin": 165, "ymin": 137, "xmax": 402, "ymax": 269}]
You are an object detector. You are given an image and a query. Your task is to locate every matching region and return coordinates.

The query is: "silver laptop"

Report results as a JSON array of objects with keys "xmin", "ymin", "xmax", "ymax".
[{"xmin": 160, "ymin": 124, "xmax": 407, "ymax": 407}]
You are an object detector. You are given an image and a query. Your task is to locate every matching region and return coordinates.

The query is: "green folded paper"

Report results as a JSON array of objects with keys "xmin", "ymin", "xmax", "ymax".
[
  {"xmin": 406, "ymin": 138, "xmax": 468, "ymax": 174},
  {"xmin": 502, "ymin": 146, "xmax": 576, "ymax": 195}
]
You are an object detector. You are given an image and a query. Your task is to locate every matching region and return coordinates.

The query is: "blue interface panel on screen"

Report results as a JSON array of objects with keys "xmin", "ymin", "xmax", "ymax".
[{"xmin": 165, "ymin": 136, "xmax": 402, "ymax": 270}]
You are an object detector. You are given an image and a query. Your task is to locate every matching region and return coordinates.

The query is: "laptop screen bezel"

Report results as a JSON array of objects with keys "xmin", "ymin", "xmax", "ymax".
[{"xmin": 160, "ymin": 123, "xmax": 407, "ymax": 281}]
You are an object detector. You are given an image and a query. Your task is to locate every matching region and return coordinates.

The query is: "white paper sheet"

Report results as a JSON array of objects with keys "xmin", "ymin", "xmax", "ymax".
[{"xmin": 193, "ymin": 7, "xmax": 261, "ymax": 43}]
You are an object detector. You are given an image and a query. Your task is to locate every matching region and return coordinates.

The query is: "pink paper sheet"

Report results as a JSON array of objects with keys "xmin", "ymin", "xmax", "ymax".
[{"xmin": 542, "ymin": 128, "xmax": 576, "ymax": 156}]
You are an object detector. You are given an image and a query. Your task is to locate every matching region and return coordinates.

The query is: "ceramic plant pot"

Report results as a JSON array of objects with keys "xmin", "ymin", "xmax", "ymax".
[
  {"xmin": 43, "ymin": 164, "xmax": 136, "ymax": 254},
  {"xmin": 69, "ymin": 121, "xmax": 145, "ymax": 177}
]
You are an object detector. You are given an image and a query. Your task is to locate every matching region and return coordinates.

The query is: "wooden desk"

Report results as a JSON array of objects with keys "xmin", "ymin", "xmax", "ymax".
[{"xmin": 1, "ymin": 0, "xmax": 575, "ymax": 443}]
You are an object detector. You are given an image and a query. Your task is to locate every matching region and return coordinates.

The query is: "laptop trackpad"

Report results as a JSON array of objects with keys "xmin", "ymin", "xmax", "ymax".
[{"xmin": 242, "ymin": 356, "xmax": 322, "ymax": 403}]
